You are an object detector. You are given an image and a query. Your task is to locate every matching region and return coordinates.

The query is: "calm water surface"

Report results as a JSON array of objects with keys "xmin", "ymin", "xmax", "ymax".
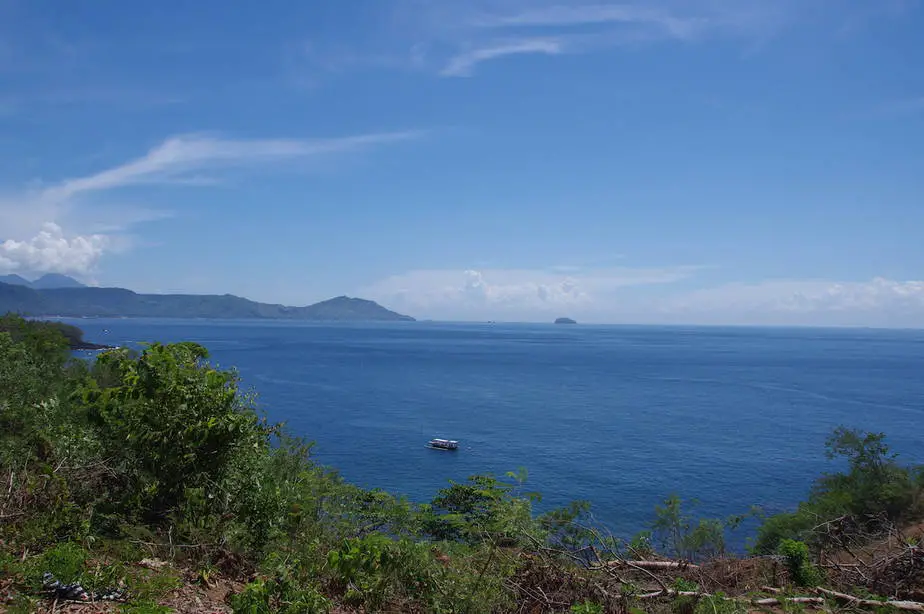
[{"xmin": 68, "ymin": 319, "xmax": 924, "ymax": 544}]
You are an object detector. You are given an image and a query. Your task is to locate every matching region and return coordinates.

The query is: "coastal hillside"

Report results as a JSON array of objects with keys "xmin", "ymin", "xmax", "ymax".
[
  {"xmin": 0, "ymin": 282, "xmax": 414, "ymax": 321},
  {"xmin": 1, "ymin": 315, "xmax": 922, "ymax": 613},
  {"xmin": 0, "ymin": 314, "xmax": 110, "ymax": 350}
]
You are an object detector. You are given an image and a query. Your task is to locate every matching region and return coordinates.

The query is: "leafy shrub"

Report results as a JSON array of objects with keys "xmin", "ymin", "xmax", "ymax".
[
  {"xmin": 327, "ymin": 534, "xmax": 442, "ymax": 610},
  {"xmin": 777, "ymin": 539, "xmax": 823, "ymax": 587},
  {"xmin": 671, "ymin": 578, "xmax": 700, "ymax": 614},
  {"xmin": 119, "ymin": 601, "xmax": 172, "ymax": 614},
  {"xmin": 79, "ymin": 343, "xmax": 271, "ymax": 521},
  {"xmin": 652, "ymin": 496, "xmax": 726, "ymax": 561},
  {"xmin": 694, "ymin": 592, "xmax": 746, "ymax": 614},
  {"xmin": 230, "ymin": 577, "xmax": 330, "ymax": 614},
  {"xmin": 755, "ymin": 428, "xmax": 923, "ymax": 553},
  {"xmin": 34, "ymin": 541, "xmax": 87, "ymax": 584},
  {"xmin": 0, "ymin": 322, "xmax": 77, "ymax": 466},
  {"xmin": 423, "ymin": 473, "xmax": 537, "ymax": 546},
  {"xmin": 628, "ymin": 530, "xmax": 655, "ymax": 559}
]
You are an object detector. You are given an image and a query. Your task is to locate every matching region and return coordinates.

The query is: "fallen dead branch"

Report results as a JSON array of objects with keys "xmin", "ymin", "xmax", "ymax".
[
  {"xmin": 636, "ymin": 589, "xmax": 824, "ymax": 607},
  {"xmin": 815, "ymin": 586, "xmax": 924, "ymax": 612},
  {"xmin": 608, "ymin": 559, "xmax": 700, "ymax": 570},
  {"xmin": 753, "ymin": 596, "xmax": 825, "ymax": 606}
]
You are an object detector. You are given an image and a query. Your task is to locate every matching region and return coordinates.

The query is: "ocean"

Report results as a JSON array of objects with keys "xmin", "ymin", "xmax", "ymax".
[{"xmin": 67, "ymin": 319, "xmax": 924, "ymax": 547}]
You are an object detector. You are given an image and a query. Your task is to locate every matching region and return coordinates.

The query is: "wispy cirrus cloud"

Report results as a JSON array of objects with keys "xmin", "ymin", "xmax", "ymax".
[
  {"xmin": 417, "ymin": 0, "xmax": 794, "ymax": 77},
  {"xmin": 440, "ymin": 38, "xmax": 563, "ymax": 76},
  {"xmin": 303, "ymin": 0, "xmax": 915, "ymax": 78},
  {"xmin": 469, "ymin": 3, "xmax": 709, "ymax": 37},
  {"xmin": 46, "ymin": 131, "xmax": 421, "ymax": 200},
  {"xmin": 0, "ymin": 130, "xmax": 422, "ymax": 276}
]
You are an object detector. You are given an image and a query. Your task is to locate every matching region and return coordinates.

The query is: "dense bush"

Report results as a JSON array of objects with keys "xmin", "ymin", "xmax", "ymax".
[
  {"xmin": 78, "ymin": 342, "xmax": 271, "ymax": 521},
  {"xmin": 776, "ymin": 539, "xmax": 823, "ymax": 587}
]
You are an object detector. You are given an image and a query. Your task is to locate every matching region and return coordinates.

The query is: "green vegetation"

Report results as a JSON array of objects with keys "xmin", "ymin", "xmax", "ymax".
[
  {"xmin": 777, "ymin": 539, "xmax": 823, "ymax": 587},
  {"xmin": 0, "ymin": 312, "xmax": 106, "ymax": 350},
  {"xmin": 753, "ymin": 427, "xmax": 924, "ymax": 554},
  {"xmin": 1, "ymin": 314, "xmax": 922, "ymax": 612}
]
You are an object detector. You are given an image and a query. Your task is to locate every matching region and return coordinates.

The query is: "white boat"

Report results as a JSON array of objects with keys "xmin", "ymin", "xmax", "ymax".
[{"xmin": 427, "ymin": 438, "xmax": 459, "ymax": 451}]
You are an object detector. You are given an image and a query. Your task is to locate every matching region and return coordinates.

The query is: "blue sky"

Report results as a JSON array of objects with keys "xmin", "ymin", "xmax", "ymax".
[{"xmin": 1, "ymin": 0, "xmax": 922, "ymax": 326}]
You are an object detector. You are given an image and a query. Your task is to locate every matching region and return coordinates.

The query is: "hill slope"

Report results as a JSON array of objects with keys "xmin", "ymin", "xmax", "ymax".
[
  {"xmin": 0, "ymin": 274, "xmax": 33, "ymax": 287},
  {"xmin": 0, "ymin": 282, "xmax": 414, "ymax": 321}
]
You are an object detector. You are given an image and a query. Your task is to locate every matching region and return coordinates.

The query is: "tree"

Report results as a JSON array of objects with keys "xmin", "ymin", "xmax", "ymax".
[
  {"xmin": 79, "ymin": 342, "xmax": 271, "ymax": 519},
  {"xmin": 754, "ymin": 427, "xmax": 922, "ymax": 553}
]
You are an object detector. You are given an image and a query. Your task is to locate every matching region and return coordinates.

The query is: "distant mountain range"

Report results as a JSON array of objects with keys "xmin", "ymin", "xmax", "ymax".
[
  {"xmin": 0, "ymin": 278, "xmax": 414, "ymax": 322},
  {"xmin": 0, "ymin": 273, "xmax": 88, "ymax": 290}
]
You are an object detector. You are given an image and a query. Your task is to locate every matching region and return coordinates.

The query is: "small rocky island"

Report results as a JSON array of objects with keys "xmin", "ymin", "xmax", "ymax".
[{"xmin": 554, "ymin": 317, "xmax": 577, "ymax": 325}]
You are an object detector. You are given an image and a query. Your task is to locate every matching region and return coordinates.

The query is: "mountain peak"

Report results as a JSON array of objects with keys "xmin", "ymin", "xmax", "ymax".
[
  {"xmin": 0, "ymin": 274, "xmax": 32, "ymax": 287},
  {"xmin": 303, "ymin": 296, "xmax": 414, "ymax": 321},
  {"xmin": 32, "ymin": 274, "xmax": 87, "ymax": 289},
  {"xmin": 0, "ymin": 283, "xmax": 414, "ymax": 321},
  {"xmin": 0, "ymin": 273, "xmax": 86, "ymax": 290}
]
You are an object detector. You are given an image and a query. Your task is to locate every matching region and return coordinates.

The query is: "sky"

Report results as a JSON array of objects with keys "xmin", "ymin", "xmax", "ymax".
[{"xmin": 1, "ymin": 0, "xmax": 922, "ymax": 326}]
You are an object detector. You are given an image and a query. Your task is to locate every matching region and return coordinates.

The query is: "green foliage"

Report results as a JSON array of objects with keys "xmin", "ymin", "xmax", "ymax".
[
  {"xmin": 693, "ymin": 592, "xmax": 745, "ymax": 614},
  {"xmin": 673, "ymin": 578, "xmax": 699, "ymax": 592},
  {"xmin": 0, "ymin": 539, "xmax": 182, "ymax": 612},
  {"xmin": 326, "ymin": 534, "xmax": 446, "ymax": 610},
  {"xmin": 80, "ymin": 342, "xmax": 271, "ymax": 520},
  {"xmin": 628, "ymin": 530, "xmax": 655, "ymax": 559},
  {"xmin": 0, "ymin": 314, "xmax": 72, "ymax": 364},
  {"xmin": 751, "ymin": 509, "xmax": 816, "ymax": 556},
  {"xmin": 652, "ymin": 496, "xmax": 726, "ymax": 561},
  {"xmin": 777, "ymin": 539, "xmax": 823, "ymax": 587},
  {"xmin": 755, "ymin": 428, "xmax": 923, "ymax": 553},
  {"xmin": 0, "ymin": 316, "xmax": 79, "ymax": 467},
  {"xmin": 816, "ymin": 428, "xmax": 918, "ymax": 519},
  {"xmin": 671, "ymin": 578, "xmax": 701, "ymax": 614},
  {"xmin": 34, "ymin": 541, "xmax": 87, "ymax": 584},
  {"xmin": 6, "ymin": 314, "xmax": 923, "ymax": 612},
  {"xmin": 538, "ymin": 500, "xmax": 594, "ymax": 552},
  {"xmin": 229, "ymin": 577, "xmax": 330, "ymax": 614},
  {"xmin": 423, "ymin": 473, "xmax": 537, "ymax": 546},
  {"xmin": 119, "ymin": 601, "xmax": 172, "ymax": 614}
]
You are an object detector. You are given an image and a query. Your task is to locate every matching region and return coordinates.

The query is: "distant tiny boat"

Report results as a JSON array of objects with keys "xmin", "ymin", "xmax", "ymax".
[{"xmin": 427, "ymin": 438, "xmax": 459, "ymax": 451}]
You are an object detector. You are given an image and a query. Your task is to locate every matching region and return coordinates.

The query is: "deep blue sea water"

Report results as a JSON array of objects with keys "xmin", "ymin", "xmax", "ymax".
[{"xmin": 66, "ymin": 319, "xmax": 924, "ymax": 546}]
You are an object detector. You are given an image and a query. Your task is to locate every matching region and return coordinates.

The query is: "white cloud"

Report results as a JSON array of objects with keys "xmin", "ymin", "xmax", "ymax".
[
  {"xmin": 363, "ymin": 265, "xmax": 699, "ymax": 320},
  {"xmin": 0, "ymin": 130, "xmax": 422, "ymax": 276},
  {"xmin": 441, "ymin": 38, "xmax": 563, "ymax": 77},
  {"xmin": 663, "ymin": 278, "xmax": 924, "ymax": 327},
  {"xmin": 0, "ymin": 223, "xmax": 108, "ymax": 276},
  {"xmin": 363, "ymin": 269, "xmax": 924, "ymax": 327},
  {"xmin": 470, "ymin": 4, "xmax": 711, "ymax": 39},
  {"xmin": 45, "ymin": 131, "xmax": 421, "ymax": 200},
  {"xmin": 318, "ymin": 0, "xmax": 908, "ymax": 78},
  {"xmin": 420, "ymin": 0, "xmax": 798, "ymax": 76}
]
